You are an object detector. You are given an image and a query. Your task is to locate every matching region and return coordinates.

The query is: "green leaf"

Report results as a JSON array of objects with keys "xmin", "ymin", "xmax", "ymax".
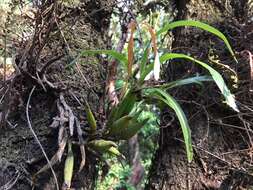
[
  {"xmin": 107, "ymin": 115, "xmax": 133, "ymax": 136},
  {"xmin": 79, "ymin": 50, "xmax": 128, "ymax": 68},
  {"xmin": 107, "ymin": 106, "xmax": 118, "ymax": 128},
  {"xmin": 140, "ymin": 45, "xmax": 150, "ymax": 78},
  {"xmin": 129, "ymin": 102, "xmax": 144, "ymax": 118},
  {"xmin": 157, "ymin": 20, "xmax": 237, "ymax": 63},
  {"xmin": 115, "ymin": 118, "xmax": 149, "ymax": 140},
  {"xmin": 88, "ymin": 139, "xmax": 118, "ymax": 152},
  {"xmin": 159, "ymin": 75, "xmax": 213, "ymax": 89},
  {"xmin": 84, "ymin": 100, "xmax": 97, "ymax": 133},
  {"xmin": 87, "ymin": 139, "xmax": 124, "ymax": 158},
  {"xmin": 107, "ymin": 146, "xmax": 125, "ymax": 159},
  {"xmin": 115, "ymin": 80, "xmax": 125, "ymax": 90},
  {"xmin": 115, "ymin": 89, "xmax": 137, "ymax": 120},
  {"xmin": 64, "ymin": 141, "xmax": 74, "ymax": 189},
  {"xmin": 145, "ymin": 88, "xmax": 193, "ymax": 162},
  {"xmin": 160, "ymin": 53, "xmax": 239, "ymax": 112},
  {"xmin": 139, "ymin": 63, "xmax": 154, "ymax": 83}
]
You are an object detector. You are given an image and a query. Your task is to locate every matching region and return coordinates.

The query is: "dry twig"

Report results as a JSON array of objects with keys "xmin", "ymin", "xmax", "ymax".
[{"xmin": 26, "ymin": 86, "xmax": 59, "ymax": 190}]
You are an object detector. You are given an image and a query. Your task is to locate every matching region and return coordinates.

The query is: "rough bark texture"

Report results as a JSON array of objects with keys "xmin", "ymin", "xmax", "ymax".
[
  {"xmin": 128, "ymin": 135, "xmax": 145, "ymax": 189},
  {"xmin": 0, "ymin": 0, "xmax": 114, "ymax": 189},
  {"xmin": 146, "ymin": 0, "xmax": 253, "ymax": 189}
]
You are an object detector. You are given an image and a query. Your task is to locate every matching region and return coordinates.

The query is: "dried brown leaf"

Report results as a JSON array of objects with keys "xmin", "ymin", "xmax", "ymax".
[
  {"xmin": 59, "ymin": 94, "xmax": 75, "ymax": 136},
  {"xmin": 128, "ymin": 21, "xmax": 136, "ymax": 77},
  {"xmin": 144, "ymin": 23, "xmax": 157, "ymax": 55},
  {"xmin": 34, "ymin": 133, "xmax": 68, "ymax": 176},
  {"xmin": 75, "ymin": 117, "xmax": 86, "ymax": 172}
]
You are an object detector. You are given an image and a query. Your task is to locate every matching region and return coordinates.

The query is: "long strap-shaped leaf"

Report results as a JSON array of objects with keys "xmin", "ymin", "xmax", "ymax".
[
  {"xmin": 139, "ymin": 45, "xmax": 150, "ymax": 80},
  {"xmin": 78, "ymin": 50, "xmax": 128, "ymax": 69},
  {"xmin": 84, "ymin": 100, "xmax": 97, "ymax": 133},
  {"xmin": 160, "ymin": 53, "xmax": 239, "ymax": 112},
  {"xmin": 157, "ymin": 20, "xmax": 237, "ymax": 63},
  {"xmin": 146, "ymin": 88, "xmax": 193, "ymax": 162},
  {"xmin": 140, "ymin": 63, "xmax": 154, "ymax": 83},
  {"xmin": 159, "ymin": 75, "xmax": 213, "ymax": 89}
]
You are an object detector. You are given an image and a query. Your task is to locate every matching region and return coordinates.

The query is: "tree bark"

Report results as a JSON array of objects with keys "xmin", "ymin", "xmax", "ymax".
[
  {"xmin": 146, "ymin": 0, "xmax": 253, "ymax": 189},
  {"xmin": 0, "ymin": 0, "xmax": 114, "ymax": 189}
]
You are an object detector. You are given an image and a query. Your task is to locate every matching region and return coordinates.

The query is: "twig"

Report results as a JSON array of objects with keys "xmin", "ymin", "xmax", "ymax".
[
  {"xmin": 1, "ymin": 26, "xmax": 8, "ymax": 128},
  {"xmin": 239, "ymin": 115, "xmax": 253, "ymax": 149},
  {"xmin": 210, "ymin": 120, "xmax": 253, "ymax": 133},
  {"xmin": 3, "ymin": 26, "xmax": 7, "ymax": 83},
  {"xmin": 69, "ymin": 91, "xmax": 84, "ymax": 107},
  {"xmin": 43, "ymin": 75, "xmax": 57, "ymax": 89},
  {"xmin": 174, "ymin": 137, "xmax": 233, "ymax": 166},
  {"xmin": 106, "ymin": 13, "xmax": 130, "ymax": 107},
  {"xmin": 39, "ymin": 54, "xmax": 64, "ymax": 75},
  {"xmin": 26, "ymin": 86, "xmax": 59, "ymax": 190},
  {"xmin": 0, "ymin": 171, "xmax": 20, "ymax": 190}
]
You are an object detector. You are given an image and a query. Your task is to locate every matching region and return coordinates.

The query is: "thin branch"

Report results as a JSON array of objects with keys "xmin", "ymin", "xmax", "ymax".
[
  {"xmin": 0, "ymin": 171, "xmax": 20, "ymax": 190},
  {"xmin": 26, "ymin": 86, "xmax": 59, "ymax": 190},
  {"xmin": 39, "ymin": 54, "xmax": 64, "ymax": 75},
  {"xmin": 106, "ymin": 14, "xmax": 130, "ymax": 107},
  {"xmin": 1, "ymin": 27, "xmax": 8, "ymax": 128}
]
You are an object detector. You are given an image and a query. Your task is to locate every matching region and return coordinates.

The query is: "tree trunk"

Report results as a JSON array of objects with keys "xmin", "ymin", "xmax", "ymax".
[
  {"xmin": 0, "ymin": 0, "xmax": 114, "ymax": 189},
  {"xmin": 146, "ymin": 0, "xmax": 253, "ymax": 189}
]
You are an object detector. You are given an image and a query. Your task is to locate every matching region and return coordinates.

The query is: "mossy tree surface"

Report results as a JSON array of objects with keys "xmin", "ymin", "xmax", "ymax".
[
  {"xmin": 0, "ymin": 0, "xmax": 114, "ymax": 189},
  {"xmin": 1, "ymin": 0, "xmax": 253, "ymax": 190}
]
